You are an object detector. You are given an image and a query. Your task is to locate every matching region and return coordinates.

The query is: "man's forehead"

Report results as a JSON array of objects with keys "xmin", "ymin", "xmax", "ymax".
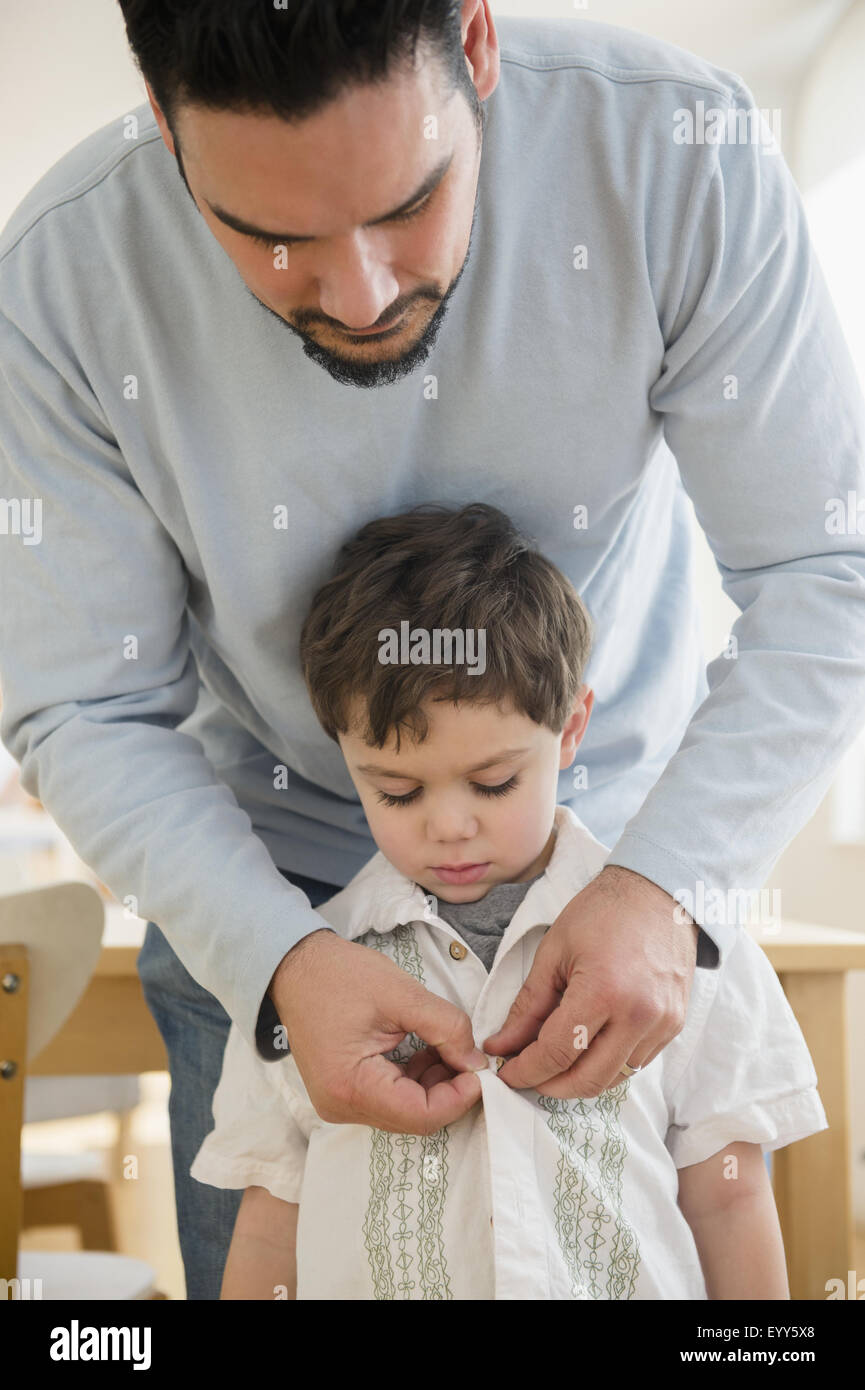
[
  {"xmin": 174, "ymin": 50, "xmax": 456, "ymax": 164},
  {"xmin": 174, "ymin": 76, "xmax": 462, "ymax": 236}
]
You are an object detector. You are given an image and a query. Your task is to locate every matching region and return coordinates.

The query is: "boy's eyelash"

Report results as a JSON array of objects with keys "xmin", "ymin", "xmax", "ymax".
[
  {"xmin": 376, "ymin": 775, "xmax": 520, "ymax": 808},
  {"xmin": 249, "ymin": 194, "xmax": 432, "ymax": 249}
]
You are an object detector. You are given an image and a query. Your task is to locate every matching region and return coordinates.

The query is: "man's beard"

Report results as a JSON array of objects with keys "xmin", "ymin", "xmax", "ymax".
[{"xmin": 245, "ymin": 196, "xmax": 479, "ymax": 389}]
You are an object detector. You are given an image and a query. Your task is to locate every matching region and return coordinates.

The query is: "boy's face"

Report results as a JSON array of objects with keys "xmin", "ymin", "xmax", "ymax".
[{"xmin": 337, "ymin": 689, "xmax": 593, "ymax": 901}]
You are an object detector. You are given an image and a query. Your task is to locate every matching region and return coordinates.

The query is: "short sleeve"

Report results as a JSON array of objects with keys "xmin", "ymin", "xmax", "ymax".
[
  {"xmin": 190, "ymin": 1022, "xmax": 314, "ymax": 1203},
  {"xmin": 664, "ymin": 931, "xmax": 829, "ymax": 1169}
]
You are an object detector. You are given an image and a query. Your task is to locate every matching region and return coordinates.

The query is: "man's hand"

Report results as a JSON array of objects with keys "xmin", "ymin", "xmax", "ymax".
[
  {"xmin": 483, "ymin": 865, "xmax": 699, "ymax": 1097},
  {"xmin": 268, "ymin": 929, "xmax": 488, "ymax": 1135}
]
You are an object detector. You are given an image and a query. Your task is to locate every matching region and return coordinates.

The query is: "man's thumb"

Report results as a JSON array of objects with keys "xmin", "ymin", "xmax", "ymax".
[
  {"xmin": 483, "ymin": 968, "xmax": 560, "ymax": 1055},
  {"xmin": 409, "ymin": 990, "xmax": 488, "ymax": 1072}
]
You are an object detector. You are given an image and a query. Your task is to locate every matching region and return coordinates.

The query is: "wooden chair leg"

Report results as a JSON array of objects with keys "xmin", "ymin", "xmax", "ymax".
[
  {"xmin": 75, "ymin": 1180, "xmax": 117, "ymax": 1251},
  {"xmin": 0, "ymin": 947, "xmax": 28, "ymax": 1281},
  {"xmin": 21, "ymin": 1179, "xmax": 116, "ymax": 1251}
]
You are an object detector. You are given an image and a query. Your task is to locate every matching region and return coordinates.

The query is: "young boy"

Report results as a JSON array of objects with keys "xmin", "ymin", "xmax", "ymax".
[{"xmin": 190, "ymin": 502, "xmax": 827, "ymax": 1300}]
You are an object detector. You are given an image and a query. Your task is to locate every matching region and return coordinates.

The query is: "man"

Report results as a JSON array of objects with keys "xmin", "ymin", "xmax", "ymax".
[{"xmin": 1, "ymin": 0, "xmax": 863, "ymax": 1300}]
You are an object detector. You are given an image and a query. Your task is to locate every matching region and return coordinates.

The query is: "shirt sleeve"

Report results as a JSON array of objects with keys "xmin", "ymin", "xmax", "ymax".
[
  {"xmin": 603, "ymin": 76, "xmax": 865, "ymax": 968},
  {"xmin": 190, "ymin": 1023, "xmax": 311, "ymax": 1203},
  {"xmin": 663, "ymin": 930, "xmax": 828, "ymax": 1169},
  {"xmin": 0, "ymin": 303, "xmax": 332, "ymax": 1058}
]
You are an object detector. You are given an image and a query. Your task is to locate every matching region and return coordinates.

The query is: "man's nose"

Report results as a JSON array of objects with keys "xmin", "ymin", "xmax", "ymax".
[{"xmin": 317, "ymin": 231, "xmax": 400, "ymax": 331}]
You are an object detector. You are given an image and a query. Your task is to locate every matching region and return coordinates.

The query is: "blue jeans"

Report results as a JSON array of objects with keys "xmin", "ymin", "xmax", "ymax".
[{"xmin": 136, "ymin": 868, "xmax": 340, "ymax": 1301}]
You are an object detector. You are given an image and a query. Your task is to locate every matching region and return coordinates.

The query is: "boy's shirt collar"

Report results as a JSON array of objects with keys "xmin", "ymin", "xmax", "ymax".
[{"xmin": 316, "ymin": 803, "xmax": 609, "ymax": 945}]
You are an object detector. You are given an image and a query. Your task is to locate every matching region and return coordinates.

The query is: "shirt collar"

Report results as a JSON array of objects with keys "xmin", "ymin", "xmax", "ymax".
[{"xmin": 316, "ymin": 803, "xmax": 609, "ymax": 942}]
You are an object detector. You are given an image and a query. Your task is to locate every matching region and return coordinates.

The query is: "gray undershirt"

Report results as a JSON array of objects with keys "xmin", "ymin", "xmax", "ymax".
[{"xmin": 424, "ymin": 872, "xmax": 547, "ymax": 972}]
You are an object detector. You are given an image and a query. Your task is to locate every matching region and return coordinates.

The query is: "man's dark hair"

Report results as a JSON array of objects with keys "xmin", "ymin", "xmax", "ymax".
[
  {"xmin": 299, "ymin": 502, "xmax": 594, "ymax": 751},
  {"xmin": 117, "ymin": 0, "xmax": 483, "ymax": 147}
]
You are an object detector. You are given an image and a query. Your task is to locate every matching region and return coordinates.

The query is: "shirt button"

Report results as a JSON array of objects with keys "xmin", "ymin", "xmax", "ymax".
[
  {"xmin": 494, "ymin": 1056, "xmax": 506, "ymax": 1073},
  {"xmin": 449, "ymin": 940, "xmax": 467, "ymax": 960}
]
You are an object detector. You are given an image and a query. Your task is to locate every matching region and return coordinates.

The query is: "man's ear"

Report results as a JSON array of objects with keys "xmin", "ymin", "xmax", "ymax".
[
  {"xmin": 144, "ymin": 80, "xmax": 177, "ymax": 156},
  {"xmin": 461, "ymin": 0, "xmax": 500, "ymax": 103}
]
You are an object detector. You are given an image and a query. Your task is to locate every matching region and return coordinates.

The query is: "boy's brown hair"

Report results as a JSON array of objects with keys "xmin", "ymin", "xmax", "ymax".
[{"xmin": 299, "ymin": 502, "xmax": 594, "ymax": 751}]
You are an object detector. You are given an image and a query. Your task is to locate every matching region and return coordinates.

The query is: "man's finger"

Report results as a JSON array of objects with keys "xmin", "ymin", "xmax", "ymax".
[
  {"xmin": 533, "ymin": 1022, "xmax": 654, "ymax": 1098},
  {"xmin": 350, "ymin": 1052, "xmax": 484, "ymax": 1134},
  {"xmin": 417, "ymin": 1063, "xmax": 458, "ymax": 1092},
  {"xmin": 403, "ymin": 1044, "xmax": 443, "ymax": 1083},
  {"xmin": 398, "ymin": 992, "xmax": 488, "ymax": 1077},
  {"xmin": 401, "ymin": 1044, "xmax": 459, "ymax": 1091},
  {"xmin": 482, "ymin": 953, "xmax": 563, "ymax": 1056},
  {"xmin": 494, "ymin": 991, "xmax": 610, "ymax": 1092}
]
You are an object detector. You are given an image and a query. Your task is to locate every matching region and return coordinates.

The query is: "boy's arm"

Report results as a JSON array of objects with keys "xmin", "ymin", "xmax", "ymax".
[
  {"xmin": 676, "ymin": 1141, "xmax": 789, "ymax": 1300},
  {"xmin": 220, "ymin": 1186, "xmax": 299, "ymax": 1301}
]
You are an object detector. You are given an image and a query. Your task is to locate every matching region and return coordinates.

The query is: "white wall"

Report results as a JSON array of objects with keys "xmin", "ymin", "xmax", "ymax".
[{"xmin": 0, "ymin": 0, "xmax": 145, "ymax": 226}]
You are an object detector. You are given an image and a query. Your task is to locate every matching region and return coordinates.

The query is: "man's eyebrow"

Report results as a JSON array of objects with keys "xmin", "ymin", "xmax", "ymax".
[
  {"xmin": 356, "ymin": 748, "xmax": 531, "ymax": 780},
  {"xmin": 203, "ymin": 152, "xmax": 454, "ymax": 244}
]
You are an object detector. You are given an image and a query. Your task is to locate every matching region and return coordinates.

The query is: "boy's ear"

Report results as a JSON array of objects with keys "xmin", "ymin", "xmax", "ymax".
[{"xmin": 559, "ymin": 686, "xmax": 593, "ymax": 767}]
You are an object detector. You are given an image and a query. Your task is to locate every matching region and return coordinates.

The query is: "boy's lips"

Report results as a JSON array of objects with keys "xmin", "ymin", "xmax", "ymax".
[{"xmin": 432, "ymin": 861, "xmax": 490, "ymax": 884}]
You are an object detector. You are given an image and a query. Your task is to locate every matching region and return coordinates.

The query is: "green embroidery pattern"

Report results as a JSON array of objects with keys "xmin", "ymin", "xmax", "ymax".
[
  {"xmin": 359, "ymin": 925, "xmax": 453, "ymax": 1300},
  {"xmin": 538, "ymin": 1080, "xmax": 641, "ymax": 1299}
]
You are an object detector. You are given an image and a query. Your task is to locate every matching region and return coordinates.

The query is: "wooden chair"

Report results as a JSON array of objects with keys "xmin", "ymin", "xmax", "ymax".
[
  {"xmin": 20, "ymin": 1070, "xmax": 142, "ymax": 1251},
  {"xmin": 20, "ymin": 1150, "xmax": 117, "ymax": 1250},
  {"xmin": 0, "ymin": 882, "xmax": 168, "ymax": 1300}
]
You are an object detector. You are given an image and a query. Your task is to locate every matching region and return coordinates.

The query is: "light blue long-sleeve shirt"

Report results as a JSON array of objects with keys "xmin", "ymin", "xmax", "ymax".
[{"xmin": 2, "ymin": 16, "xmax": 864, "ymax": 1059}]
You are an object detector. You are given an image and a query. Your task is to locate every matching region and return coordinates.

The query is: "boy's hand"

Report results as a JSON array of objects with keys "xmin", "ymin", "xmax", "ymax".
[
  {"xmin": 483, "ymin": 865, "xmax": 699, "ymax": 1097},
  {"xmin": 268, "ymin": 929, "xmax": 488, "ymax": 1134}
]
